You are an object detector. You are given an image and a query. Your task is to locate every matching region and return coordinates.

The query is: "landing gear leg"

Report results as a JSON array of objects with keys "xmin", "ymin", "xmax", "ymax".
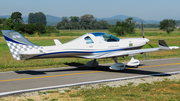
[
  {"xmin": 84, "ymin": 59, "xmax": 99, "ymax": 67},
  {"xmin": 113, "ymin": 57, "xmax": 118, "ymax": 63}
]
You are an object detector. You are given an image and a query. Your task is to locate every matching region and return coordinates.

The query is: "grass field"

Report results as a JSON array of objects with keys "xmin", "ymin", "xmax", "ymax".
[
  {"xmin": 1, "ymin": 77, "xmax": 180, "ymax": 101},
  {"xmin": 0, "ymin": 29, "xmax": 180, "ymax": 72}
]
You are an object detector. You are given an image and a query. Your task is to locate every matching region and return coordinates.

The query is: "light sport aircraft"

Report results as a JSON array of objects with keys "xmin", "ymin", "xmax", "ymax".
[{"xmin": 1, "ymin": 30, "xmax": 179, "ymax": 71}]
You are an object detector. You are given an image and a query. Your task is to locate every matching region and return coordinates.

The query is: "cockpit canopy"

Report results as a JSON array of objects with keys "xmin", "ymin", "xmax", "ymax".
[
  {"xmin": 91, "ymin": 32, "xmax": 120, "ymax": 42},
  {"xmin": 67, "ymin": 32, "xmax": 120, "ymax": 45}
]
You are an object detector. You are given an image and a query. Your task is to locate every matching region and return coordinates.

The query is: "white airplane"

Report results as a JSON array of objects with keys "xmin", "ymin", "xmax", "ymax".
[{"xmin": 1, "ymin": 30, "xmax": 179, "ymax": 71}]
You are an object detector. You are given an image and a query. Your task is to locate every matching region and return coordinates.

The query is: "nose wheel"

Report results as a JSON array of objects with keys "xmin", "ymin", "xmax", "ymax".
[{"xmin": 127, "ymin": 56, "xmax": 140, "ymax": 67}]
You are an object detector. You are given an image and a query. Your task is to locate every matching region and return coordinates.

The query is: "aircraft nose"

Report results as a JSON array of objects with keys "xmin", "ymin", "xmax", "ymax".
[{"xmin": 144, "ymin": 38, "xmax": 149, "ymax": 43}]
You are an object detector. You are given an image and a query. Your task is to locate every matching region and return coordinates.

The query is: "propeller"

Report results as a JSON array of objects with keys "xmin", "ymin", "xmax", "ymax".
[
  {"xmin": 141, "ymin": 21, "xmax": 153, "ymax": 60},
  {"xmin": 141, "ymin": 22, "xmax": 153, "ymax": 48}
]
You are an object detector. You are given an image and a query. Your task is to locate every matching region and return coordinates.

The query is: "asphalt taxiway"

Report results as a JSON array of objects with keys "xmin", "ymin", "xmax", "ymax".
[{"xmin": 0, "ymin": 58, "xmax": 180, "ymax": 96}]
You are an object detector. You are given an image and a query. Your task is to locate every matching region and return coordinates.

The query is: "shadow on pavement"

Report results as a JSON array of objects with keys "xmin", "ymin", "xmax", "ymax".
[{"xmin": 15, "ymin": 62, "xmax": 168, "ymax": 76}]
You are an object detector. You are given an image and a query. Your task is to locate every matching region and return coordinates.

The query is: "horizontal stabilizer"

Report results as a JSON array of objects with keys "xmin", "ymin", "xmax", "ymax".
[{"xmin": 54, "ymin": 39, "xmax": 62, "ymax": 45}]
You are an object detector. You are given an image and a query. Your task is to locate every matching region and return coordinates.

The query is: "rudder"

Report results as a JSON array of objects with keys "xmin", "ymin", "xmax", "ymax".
[{"xmin": 1, "ymin": 30, "xmax": 42, "ymax": 60}]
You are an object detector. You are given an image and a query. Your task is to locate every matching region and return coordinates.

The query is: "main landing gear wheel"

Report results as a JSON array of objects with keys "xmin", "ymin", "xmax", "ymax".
[
  {"xmin": 84, "ymin": 59, "xmax": 98, "ymax": 68},
  {"xmin": 109, "ymin": 63, "xmax": 125, "ymax": 71},
  {"xmin": 109, "ymin": 57, "xmax": 126, "ymax": 71}
]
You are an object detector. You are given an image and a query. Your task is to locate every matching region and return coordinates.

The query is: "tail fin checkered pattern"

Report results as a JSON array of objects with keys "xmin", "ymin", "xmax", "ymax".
[{"xmin": 1, "ymin": 30, "xmax": 43, "ymax": 60}]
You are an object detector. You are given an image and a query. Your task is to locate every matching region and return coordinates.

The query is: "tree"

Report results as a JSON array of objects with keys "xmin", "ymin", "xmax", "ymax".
[
  {"xmin": 28, "ymin": 13, "xmax": 35, "ymax": 24},
  {"xmin": 70, "ymin": 16, "xmax": 80, "ymax": 29},
  {"xmin": 98, "ymin": 20, "xmax": 111, "ymax": 29},
  {"xmin": 109, "ymin": 26, "xmax": 124, "ymax": 35},
  {"xmin": 24, "ymin": 24, "xmax": 36, "ymax": 34},
  {"xmin": 0, "ymin": 18, "xmax": 7, "ymax": 24},
  {"xmin": 46, "ymin": 25, "xmax": 59, "ymax": 33},
  {"xmin": 70, "ymin": 16, "xmax": 79, "ymax": 23},
  {"xmin": 56, "ymin": 17, "xmax": 70, "ymax": 29},
  {"xmin": 159, "ymin": 19, "xmax": 176, "ymax": 33},
  {"xmin": 35, "ymin": 22, "xmax": 46, "ymax": 33},
  {"xmin": 10, "ymin": 12, "xmax": 23, "ymax": 23},
  {"xmin": 80, "ymin": 14, "xmax": 96, "ymax": 29},
  {"xmin": 2, "ymin": 19, "xmax": 15, "ymax": 30},
  {"xmin": 109, "ymin": 17, "xmax": 136, "ymax": 36},
  {"xmin": 125, "ymin": 17, "xmax": 136, "ymax": 33},
  {"xmin": 28, "ymin": 12, "xmax": 47, "ymax": 25},
  {"xmin": 13, "ymin": 22, "xmax": 24, "ymax": 33},
  {"xmin": 56, "ymin": 14, "xmax": 112, "ymax": 30}
]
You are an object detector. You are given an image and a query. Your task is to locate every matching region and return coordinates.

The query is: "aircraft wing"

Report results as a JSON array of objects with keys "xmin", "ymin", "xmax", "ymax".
[
  {"xmin": 84, "ymin": 39, "xmax": 179, "ymax": 59},
  {"xmin": 109, "ymin": 39, "xmax": 179, "ymax": 57}
]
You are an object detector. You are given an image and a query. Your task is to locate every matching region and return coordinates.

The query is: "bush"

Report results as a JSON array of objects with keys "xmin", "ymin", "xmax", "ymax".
[
  {"xmin": 24, "ymin": 24, "xmax": 36, "ymax": 34},
  {"xmin": 35, "ymin": 22, "xmax": 46, "ymax": 34},
  {"xmin": 46, "ymin": 25, "xmax": 59, "ymax": 33}
]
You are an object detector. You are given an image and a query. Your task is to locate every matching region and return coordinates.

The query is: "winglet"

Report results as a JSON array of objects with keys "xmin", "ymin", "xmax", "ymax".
[
  {"xmin": 159, "ymin": 39, "xmax": 179, "ymax": 50},
  {"xmin": 54, "ymin": 39, "xmax": 62, "ymax": 45}
]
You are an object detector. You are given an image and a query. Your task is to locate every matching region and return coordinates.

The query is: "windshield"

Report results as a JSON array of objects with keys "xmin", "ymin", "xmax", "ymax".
[{"xmin": 91, "ymin": 32, "xmax": 119, "ymax": 42}]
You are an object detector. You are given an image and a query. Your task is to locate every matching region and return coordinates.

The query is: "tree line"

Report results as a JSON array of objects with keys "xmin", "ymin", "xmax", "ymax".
[
  {"xmin": 56, "ymin": 14, "xmax": 112, "ymax": 30},
  {"xmin": 0, "ymin": 12, "xmax": 177, "ymax": 35},
  {"xmin": 54, "ymin": 14, "xmax": 177, "ymax": 34},
  {"xmin": 0, "ymin": 12, "xmax": 58, "ymax": 35}
]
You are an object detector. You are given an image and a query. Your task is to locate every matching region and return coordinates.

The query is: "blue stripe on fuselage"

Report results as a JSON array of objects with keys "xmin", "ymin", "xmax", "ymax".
[{"xmin": 36, "ymin": 46, "xmax": 142, "ymax": 57}]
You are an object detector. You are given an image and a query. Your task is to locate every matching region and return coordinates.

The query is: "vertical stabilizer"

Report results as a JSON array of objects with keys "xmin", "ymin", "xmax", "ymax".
[
  {"xmin": 159, "ymin": 39, "xmax": 170, "ymax": 50},
  {"xmin": 1, "ymin": 30, "xmax": 42, "ymax": 60}
]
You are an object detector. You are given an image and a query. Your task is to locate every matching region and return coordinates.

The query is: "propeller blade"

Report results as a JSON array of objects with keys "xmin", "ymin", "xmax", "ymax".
[
  {"xmin": 147, "ymin": 43, "xmax": 153, "ymax": 48},
  {"xmin": 143, "ymin": 43, "xmax": 153, "ymax": 60},
  {"xmin": 142, "ymin": 21, "xmax": 148, "ymax": 60},
  {"xmin": 142, "ymin": 21, "xmax": 145, "ymax": 38}
]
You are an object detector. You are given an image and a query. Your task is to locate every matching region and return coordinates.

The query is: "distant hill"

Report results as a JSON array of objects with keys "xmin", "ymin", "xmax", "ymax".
[
  {"xmin": 98, "ymin": 15, "xmax": 160, "ymax": 25},
  {"xmin": 0, "ymin": 15, "xmax": 62, "ymax": 26},
  {"xmin": 106, "ymin": 19, "xmax": 123, "ymax": 25},
  {"xmin": 45, "ymin": 15, "xmax": 62, "ymax": 26},
  {"xmin": 144, "ymin": 20, "xmax": 160, "ymax": 24},
  {"xmin": 1, "ymin": 14, "xmax": 176, "ymax": 25},
  {"xmin": 46, "ymin": 15, "xmax": 62, "ymax": 22},
  {"xmin": 0, "ymin": 15, "xmax": 10, "ymax": 18},
  {"xmin": 102, "ymin": 15, "xmax": 130, "ymax": 20}
]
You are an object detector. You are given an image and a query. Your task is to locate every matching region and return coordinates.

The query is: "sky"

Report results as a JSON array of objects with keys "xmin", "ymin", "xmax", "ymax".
[{"xmin": 0, "ymin": 0, "xmax": 180, "ymax": 21}]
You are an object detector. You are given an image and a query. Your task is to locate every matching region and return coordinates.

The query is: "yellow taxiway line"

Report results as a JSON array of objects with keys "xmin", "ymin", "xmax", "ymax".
[
  {"xmin": 0, "ymin": 63, "xmax": 180, "ymax": 82},
  {"xmin": 0, "ymin": 71, "xmax": 102, "ymax": 82}
]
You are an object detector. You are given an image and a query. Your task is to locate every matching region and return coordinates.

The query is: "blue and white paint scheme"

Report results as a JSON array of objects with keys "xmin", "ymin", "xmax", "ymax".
[{"xmin": 1, "ymin": 30, "xmax": 179, "ymax": 71}]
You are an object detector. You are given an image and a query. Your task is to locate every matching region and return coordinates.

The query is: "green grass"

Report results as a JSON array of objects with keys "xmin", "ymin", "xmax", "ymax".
[
  {"xmin": 76, "ymin": 79, "xmax": 180, "ymax": 101},
  {"xmin": 0, "ymin": 29, "xmax": 180, "ymax": 72},
  {"xmin": 1, "ymin": 79, "xmax": 180, "ymax": 101}
]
